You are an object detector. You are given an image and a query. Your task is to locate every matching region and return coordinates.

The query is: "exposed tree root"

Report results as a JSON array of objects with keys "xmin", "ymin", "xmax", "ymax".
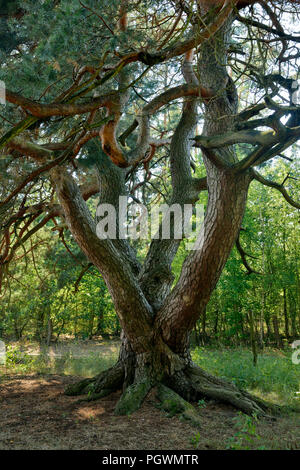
[
  {"xmin": 188, "ymin": 364, "xmax": 280, "ymax": 417},
  {"xmin": 64, "ymin": 361, "xmax": 280, "ymax": 419},
  {"xmin": 64, "ymin": 362, "xmax": 124, "ymax": 397},
  {"xmin": 165, "ymin": 364, "xmax": 280, "ymax": 418},
  {"xmin": 114, "ymin": 379, "xmax": 152, "ymax": 415},
  {"xmin": 75, "ymin": 390, "xmax": 114, "ymax": 404},
  {"xmin": 156, "ymin": 384, "xmax": 202, "ymax": 427}
]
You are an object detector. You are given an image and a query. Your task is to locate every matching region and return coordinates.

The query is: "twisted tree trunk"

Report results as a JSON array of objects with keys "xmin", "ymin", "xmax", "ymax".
[
  {"xmin": 54, "ymin": 7, "xmax": 278, "ymax": 419},
  {"xmin": 58, "ymin": 104, "xmax": 275, "ymax": 419}
]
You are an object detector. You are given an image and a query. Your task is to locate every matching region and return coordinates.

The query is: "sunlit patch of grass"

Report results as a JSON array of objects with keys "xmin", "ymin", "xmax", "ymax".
[
  {"xmin": 191, "ymin": 346, "xmax": 300, "ymax": 408},
  {"xmin": 1, "ymin": 345, "xmax": 119, "ymax": 378},
  {"xmin": 53, "ymin": 351, "xmax": 118, "ymax": 377}
]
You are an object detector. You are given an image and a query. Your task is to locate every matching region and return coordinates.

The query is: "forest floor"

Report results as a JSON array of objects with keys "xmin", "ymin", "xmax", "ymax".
[
  {"xmin": 0, "ymin": 339, "xmax": 299, "ymax": 450},
  {"xmin": 0, "ymin": 373, "xmax": 299, "ymax": 450}
]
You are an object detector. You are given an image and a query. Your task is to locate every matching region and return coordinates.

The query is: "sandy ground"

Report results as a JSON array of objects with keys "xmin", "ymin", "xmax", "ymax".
[{"xmin": 0, "ymin": 373, "xmax": 299, "ymax": 450}]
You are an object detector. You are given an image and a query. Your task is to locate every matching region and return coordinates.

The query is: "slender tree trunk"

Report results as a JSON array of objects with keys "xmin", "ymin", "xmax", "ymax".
[
  {"xmin": 46, "ymin": 316, "xmax": 53, "ymax": 347},
  {"xmin": 214, "ymin": 309, "xmax": 219, "ymax": 337},
  {"xmin": 35, "ymin": 310, "xmax": 45, "ymax": 342},
  {"xmin": 14, "ymin": 322, "xmax": 20, "ymax": 340},
  {"xmin": 283, "ymin": 288, "xmax": 290, "ymax": 340},
  {"xmin": 88, "ymin": 312, "xmax": 95, "ymax": 339},
  {"xmin": 289, "ymin": 292, "xmax": 298, "ymax": 338},
  {"xmin": 95, "ymin": 309, "xmax": 104, "ymax": 336},
  {"xmin": 272, "ymin": 315, "xmax": 282, "ymax": 349},
  {"xmin": 259, "ymin": 291, "xmax": 265, "ymax": 350},
  {"xmin": 55, "ymin": 319, "xmax": 65, "ymax": 343},
  {"xmin": 259, "ymin": 217, "xmax": 266, "ymax": 349},
  {"xmin": 249, "ymin": 310, "xmax": 258, "ymax": 366},
  {"xmin": 201, "ymin": 307, "xmax": 207, "ymax": 344},
  {"xmin": 265, "ymin": 309, "xmax": 272, "ymax": 344}
]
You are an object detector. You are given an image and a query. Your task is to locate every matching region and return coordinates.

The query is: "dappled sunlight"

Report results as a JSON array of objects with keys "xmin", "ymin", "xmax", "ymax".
[
  {"xmin": 75, "ymin": 406, "xmax": 106, "ymax": 421},
  {"xmin": 3, "ymin": 341, "xmax": 120, "ymax": 378}
]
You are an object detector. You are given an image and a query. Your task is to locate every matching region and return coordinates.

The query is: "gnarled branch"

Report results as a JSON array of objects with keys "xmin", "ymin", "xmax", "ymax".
[{"xmin": 252, "ymin": 169, "xmax": 300, "ymax": 209}]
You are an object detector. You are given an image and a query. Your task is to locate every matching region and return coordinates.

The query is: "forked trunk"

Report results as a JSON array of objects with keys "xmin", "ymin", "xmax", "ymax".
[{"xmin": 57, "ymin": 8, "xmax": 279, "ymax": 419}]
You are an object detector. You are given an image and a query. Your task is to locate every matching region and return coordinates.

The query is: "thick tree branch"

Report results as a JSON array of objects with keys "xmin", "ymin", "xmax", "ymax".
[
  {"xmin": 235, "ymin": 129, "xmax": 300, "ymax": 172},
  {"xmin": 237, "ymin": 13, "xmax": 300, "ymax": 43},
  {"xmin": 5, "ymin": 89, "xmax": 117, "ymax": 118},
  {"xmin": 194, "ymin": 128, "xmax": 281, "ymax": 148},
  {"xmin": 252, "ymin": 169, "xmax": 300, "ymax": 209},
  {"xmin": 237, "ymin": 102, "xmax": 266, "ymax": 121},
  {"xmin": 7, "ymin": 137, "xmax": 56, "ymax": 162},
  {"xmin": 155, "ymin": 171, "xmax": 252, "ymax": 352},
  {"xmin": 100, "ymin": 83, "xmax": 212, "ymax": 168},
  {"xmin": 138, "ymin": 51, "xmax": 206, "ymax": 309},
  {"xmin": 236, "ymin": 234, "xmax": 261, "ymax": 275},
  {"xmin": 51, "ymin": 167, "xmax": 154, "ymax": 352},
  {"xmin": 118, "ymin": 83, "xmax": 211, "ymax": 149},
  {"xmin": 135, "ymin": 0, "xmax": 239, "ymax": 65}
]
